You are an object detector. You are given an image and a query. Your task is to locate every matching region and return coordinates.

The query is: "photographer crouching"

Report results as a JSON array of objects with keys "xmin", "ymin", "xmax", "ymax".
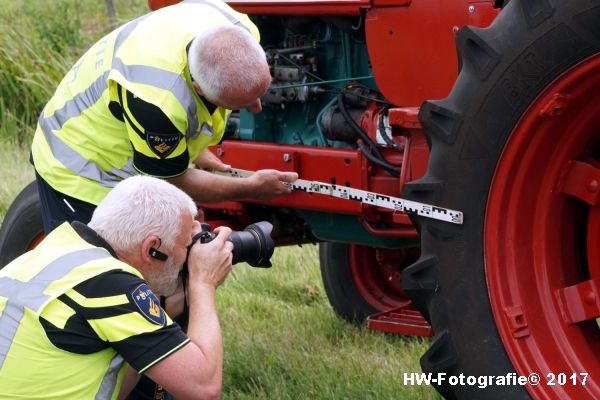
[{"xmin": 0, "ymin": 175, "xmax": 248, "ymax": 399}]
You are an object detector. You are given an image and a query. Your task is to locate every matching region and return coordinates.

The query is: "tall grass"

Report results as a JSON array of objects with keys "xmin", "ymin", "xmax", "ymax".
[
  {"xmin": 0, "ymin": 27, "xmax": 71, "ymax": 142},
  {"xmin": 0, "ymin": 2, "xmax": 439, "ymax": 398},
  {"xmin": 0, "ymin": 0, "xmax": 146, "ymax": 143},
  {"xmin": 0, "ymin": 144, "xmax": 34, "ymax": 218}
]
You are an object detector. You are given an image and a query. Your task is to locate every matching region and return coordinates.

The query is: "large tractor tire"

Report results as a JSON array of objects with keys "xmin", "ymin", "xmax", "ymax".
[
  {"xmin": 0, "ymin": 181, "xmax": 44, "ymax": 268},
  {"xmin": 319, "ymin": 242, "xmax": 419, "ymax": 322},
  {"xmin": 402, "ymin": 0, "xmax": 600, "ymax": 398}
]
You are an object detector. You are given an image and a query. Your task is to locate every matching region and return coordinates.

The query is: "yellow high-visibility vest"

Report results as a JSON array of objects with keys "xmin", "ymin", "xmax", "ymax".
[
  {"xmin": 0, "ymin": 223, "xmax": 154, "ymax": 399},
  {"xmin": 31, "ymin": 0, "xmax": 259, "ymax": 205}
]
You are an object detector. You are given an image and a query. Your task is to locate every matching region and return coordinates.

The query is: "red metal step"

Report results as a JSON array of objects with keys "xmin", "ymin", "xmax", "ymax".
[{"xmin": 367, "ymin": 307, "xmax": 433, "ymax": 337}]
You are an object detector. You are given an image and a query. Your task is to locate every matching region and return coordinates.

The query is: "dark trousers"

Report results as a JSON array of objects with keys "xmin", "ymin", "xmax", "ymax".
[{"xmin": 34, "ymin": 171, "xmax": 97, "ymax": 234}]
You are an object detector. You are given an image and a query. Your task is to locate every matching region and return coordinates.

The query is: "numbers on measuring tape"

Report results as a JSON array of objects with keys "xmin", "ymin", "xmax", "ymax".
[{"xmin": 213, "ymin": 168, "xmax": 464, "ymax": 224}]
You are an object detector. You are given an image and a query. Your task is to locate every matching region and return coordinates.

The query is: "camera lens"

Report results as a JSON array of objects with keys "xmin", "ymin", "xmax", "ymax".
[
  {"xmin": 184, "ymin": 221, "xmax": 275, "ymax": 270},
  {"xmin": 228, "ymin": 221, "xmax": 274, "ymax": 268}
]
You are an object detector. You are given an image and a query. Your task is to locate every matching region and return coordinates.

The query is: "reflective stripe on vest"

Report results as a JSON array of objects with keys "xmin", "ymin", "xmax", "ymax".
[
  {"xmin": 38, "ymin": 0, "xmax": 249, "ymax": 189},
  {"xmin": 37, "ymin": 71, "xmax": 135, "ymax": 188},
  {"xmin": 96, "ymin": 353, "xmax": 125, "ymax": 400},
  {"xmin": 0, "ymin": 248, "xmax": 109, "ymax": 369},
  {"xmin": 184, "ymin": 0, "xmax": 248, "ymax": 29},
  {"xmin": 0, "ymin": 247, "xmax": 121, "ymax": 399},
  {"xmin": 111, "ymin": 58, "xmax": 200, "ymax": 139}
]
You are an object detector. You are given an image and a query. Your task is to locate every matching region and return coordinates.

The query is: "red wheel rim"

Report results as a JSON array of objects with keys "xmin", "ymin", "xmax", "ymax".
[
  {"xmin": 349, "ymin": 245, "xmax": 418, "ymax": 310},
  {"xmin": 486, "ymin": 55, "xmax": 600, "ymax": 398},
  {"xmin": 28, "ymin": 234, "xmax": 45, "ymax": 250}
]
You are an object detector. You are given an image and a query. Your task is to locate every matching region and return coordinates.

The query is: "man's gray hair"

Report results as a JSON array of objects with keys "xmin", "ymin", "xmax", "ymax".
[
  {"xmin": 188, "ymin": 25, "xmax": 268, "ymax": 102},
  {"xmin": 88, "ymin": 175, "xmax": 197, "ymax": 253}
]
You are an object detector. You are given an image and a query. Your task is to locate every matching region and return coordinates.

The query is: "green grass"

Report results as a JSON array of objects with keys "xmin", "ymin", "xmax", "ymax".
[
  {"xmin": 0, "ymin": 143, "xmax": 35, "ymax": 217},
  {"xmin": 220, "ymin": 246, "xmax": 438, "ymax": 399},
  {"xmin": 0, "ymin": 2, "xmax": 439, "ymax": 399}
]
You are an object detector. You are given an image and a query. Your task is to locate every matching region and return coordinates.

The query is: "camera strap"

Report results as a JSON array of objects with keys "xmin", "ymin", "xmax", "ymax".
[{"xmin": 212, "ymin": 168, "xmax": 463, "ymax": 225}]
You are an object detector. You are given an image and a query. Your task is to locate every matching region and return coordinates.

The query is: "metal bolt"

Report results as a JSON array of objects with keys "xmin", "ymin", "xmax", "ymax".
[
  {"xmin": 283, "ymin": 153, "xmax": 291, "ymax": 163},
  {"xmin": 452, "ymin": 26, "xmax": 459, "ymax": 33},
  {"xmin": 468, "ymin": 5, "xmax": 475, "ymax": 13},
  {"xmin": 587, "ymin": 179, "xmax": 599, "ymax": 193},
  {"xmin": 216, "ymin": 148, "xmax": 224, "ymax": 157},
  {"xmin": 585, "ymin": 291, "xmax": 596, "ymax": 305}
]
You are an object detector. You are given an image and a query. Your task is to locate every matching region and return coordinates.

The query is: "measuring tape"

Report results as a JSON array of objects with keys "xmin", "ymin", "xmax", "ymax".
[{"xmin": 214, "ymin": 168, "xmax": 463, "ymax": 224}]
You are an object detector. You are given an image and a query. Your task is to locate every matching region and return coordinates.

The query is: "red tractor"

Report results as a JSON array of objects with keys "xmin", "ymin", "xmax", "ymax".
[{"xmin": 1, "ymin": 0, "xmax": 598, "ymax": 398}]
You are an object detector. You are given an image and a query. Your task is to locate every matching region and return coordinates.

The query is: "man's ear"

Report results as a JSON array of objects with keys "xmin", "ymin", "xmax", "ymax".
[{"xmin": 142, "ymin": 236, "xmax": 167, "ymax": 263}]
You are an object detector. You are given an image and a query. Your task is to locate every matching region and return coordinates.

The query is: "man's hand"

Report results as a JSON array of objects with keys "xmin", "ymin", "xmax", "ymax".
[
  {"xmin": 169, "ymin": 166, "xmax": 298, "ymax": 204},
  {"xmin": 193, "ymin": 149, "xmax": 231, "ymax": 172},
  {"xmin": 146, "ymin": 228, "xmax": 229, "ymax": 400},
  {"xmin": 247, "ymin": 169, "xmax": 299, "ymax": 200},
  {"xmin": 187, "ymin": 227, "xmax": 233, "ymax": 288}
]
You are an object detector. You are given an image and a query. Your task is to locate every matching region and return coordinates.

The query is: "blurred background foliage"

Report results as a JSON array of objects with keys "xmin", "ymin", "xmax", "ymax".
[{"xmin": 0, "ymin": 0, "xmax": 146, "ymax": 143}]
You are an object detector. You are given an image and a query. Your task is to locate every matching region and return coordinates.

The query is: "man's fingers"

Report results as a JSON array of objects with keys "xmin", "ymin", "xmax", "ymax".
[
  {"xmin": 214, "ymin": 162, "xmax": 231, "ymax": 172},
  {"xmin": 212, "ymin": 226, "xmax": 232, "ymax": 241},
  {"xmin": 278, "ymin": 171, "xmax": 298, "ymax": 183}
]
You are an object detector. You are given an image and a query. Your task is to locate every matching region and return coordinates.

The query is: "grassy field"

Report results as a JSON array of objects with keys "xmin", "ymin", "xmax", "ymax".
[
  {"xmin": 0, "ymin": 1, "xmax": 439, "ymax": 398},
  {"xmin": 220, "ymin": 246, "xmax": 437, "ymax": 399}
]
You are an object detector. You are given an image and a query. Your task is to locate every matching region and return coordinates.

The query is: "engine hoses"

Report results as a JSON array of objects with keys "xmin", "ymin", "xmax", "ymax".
[
  {"xmin": 337, "ymin": 93, "xmax": 400, "ymax": 177},
  {"xmin": 378, "ymin": 113, "xmax": 399, "ymax": 150},
  {"xmin": 357, "ymin": 141, "xmax": 400, "ymax": 177}
]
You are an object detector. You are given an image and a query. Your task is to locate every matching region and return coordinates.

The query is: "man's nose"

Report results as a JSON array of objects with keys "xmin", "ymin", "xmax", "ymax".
[
  {"xmin": 191, "ymin": 220, "xmax": 201, "ymax": 235},
  {"xmin": 246, "ymin": 99, "xmax": 262, "ymax": 114}
]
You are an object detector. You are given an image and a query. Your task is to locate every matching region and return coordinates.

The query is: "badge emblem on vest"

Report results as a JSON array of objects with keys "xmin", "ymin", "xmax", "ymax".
[
  {"xmin": 131, "ymin": 283, "xmax": 166, "ymax": 325},
  {"xmin": 147, "ymin": 132, "xmax": 181, "ymax": 159}
]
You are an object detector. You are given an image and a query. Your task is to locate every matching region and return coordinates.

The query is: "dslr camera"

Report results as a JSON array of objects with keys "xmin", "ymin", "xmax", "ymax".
[{"xmin": 187, "ymin": 221, "xmax": 275, "ymax": 268}]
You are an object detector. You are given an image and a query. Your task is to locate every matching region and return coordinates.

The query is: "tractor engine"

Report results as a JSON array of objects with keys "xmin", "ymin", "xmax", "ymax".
[{"xmin": 209, "ymin": 14, "xmax": 418, "ymax": 252}]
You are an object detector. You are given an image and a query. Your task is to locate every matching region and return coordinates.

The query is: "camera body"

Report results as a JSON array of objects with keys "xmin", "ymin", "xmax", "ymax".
[
  {"xmin": 188, "ymin": 221, "xmax": 275, "ymax": 268},
  {"xmin": 194, "ymin": 229, "xmax": 218, "ymax": 244}
]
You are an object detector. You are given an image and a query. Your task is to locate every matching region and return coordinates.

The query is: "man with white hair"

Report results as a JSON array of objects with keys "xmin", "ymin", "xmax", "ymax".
[
  {"xmin": 30, "ymin": 0, "xmax": 298, "ymax": 233},
  {"xmin": 0, "ymin": 175, "xmax": 233, "ymax": 399}
]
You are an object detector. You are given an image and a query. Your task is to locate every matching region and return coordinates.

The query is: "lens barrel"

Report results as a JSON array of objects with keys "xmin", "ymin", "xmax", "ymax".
[
  {"xmin": 228, "ymin": 221, "xmax": 274, "ymax": 267},
  {"xmin": 189, "ymin": 221, "xmax": 274, "ymax": 268}
]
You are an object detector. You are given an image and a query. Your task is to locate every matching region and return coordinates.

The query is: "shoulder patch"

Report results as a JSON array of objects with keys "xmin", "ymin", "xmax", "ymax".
[
  {"xmin": 130, "ymin": 283, "xmax": 166, "ymax": 326},
  {"xmin": 147, "ymin": 132, "xmax": 181, "ymax": 159}
]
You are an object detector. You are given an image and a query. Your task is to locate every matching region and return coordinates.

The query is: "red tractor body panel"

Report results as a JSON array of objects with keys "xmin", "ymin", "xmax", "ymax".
[{"xmin": 365, "ymin": 0, "xmax": 498, "ymax": 105}]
